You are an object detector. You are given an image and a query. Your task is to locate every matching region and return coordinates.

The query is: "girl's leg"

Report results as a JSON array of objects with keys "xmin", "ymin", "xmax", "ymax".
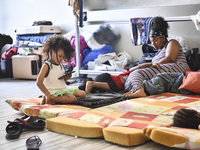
[
  {"xmin": 50, "ymin": 94, "xmax": 77, "ymax": 104},
  {"xmin": 73, "ymin": 89, "xmax": 86, "ymax": 99},
  {"xmin": 85, "ymin": 81, "xmax": 111, "ymax": 93}
]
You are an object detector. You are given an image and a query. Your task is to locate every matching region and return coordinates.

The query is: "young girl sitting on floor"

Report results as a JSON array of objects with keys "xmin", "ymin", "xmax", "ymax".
[{"xmin": 36, "ymin": 35, "xmax": 86, "ymax": 105}]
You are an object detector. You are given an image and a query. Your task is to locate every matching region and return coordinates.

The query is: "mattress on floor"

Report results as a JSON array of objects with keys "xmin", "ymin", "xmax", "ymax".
[
  {"xmin": 46, "ymin": 116, "xmax": 104, "ymax": 138},
  {"xmin": 16, "ymin": 25, "xmax": 61, "ymax": 35},
  {"xmin": 6, "ymin": 93, "xmax": 200, "ymax": 149},
  {"xmin": 5, "ymin": 97, "xmax": 90, "ymax": 119},
  {"xmin": 46, "ymin": 93, "xmax": 200, "ymax": 149},
  {"xmin": 144, "ymin": 125, "xmax": 200, "ymax": 149}
]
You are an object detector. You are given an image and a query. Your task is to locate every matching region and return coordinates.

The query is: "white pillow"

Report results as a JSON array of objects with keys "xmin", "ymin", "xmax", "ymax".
[{"xmin": 168, "ymin": 36, "xmax": 189, "ymax": 52}]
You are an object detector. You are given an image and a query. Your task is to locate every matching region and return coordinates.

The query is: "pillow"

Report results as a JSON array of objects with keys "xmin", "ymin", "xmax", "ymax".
[{"xmin": 178, "ymin": 71, "xmax": 200, "ymax": 94}]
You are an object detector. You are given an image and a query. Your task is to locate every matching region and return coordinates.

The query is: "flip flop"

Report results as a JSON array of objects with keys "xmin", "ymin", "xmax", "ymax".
[
  {"xmin": 8, "ymin": 115, "xmax": 45, "ymax": 131},
  {"xmin": 16, "ymin": 115, "xmax": 45, "ymax": 130},
  {"xmin": 26, "ymin": 136, "xmax": 42, "ymax": 150},
  {"xmin": 5, "ymin": 122, "xmax": 22, "ymax": 140}
]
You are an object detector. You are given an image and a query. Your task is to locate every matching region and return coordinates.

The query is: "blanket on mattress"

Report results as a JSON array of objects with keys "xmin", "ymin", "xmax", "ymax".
[
  {"xmin": 5, "ymin": 93, "xmax": 200, "ymax": 149},
  {"xmin": 47, "ymin": 93, "xmax": 200, "ymax": 149},
  {"xmin": 5, "ymin": 92, "xmax": 126, "ymax": 118},
  {"xmin": 69, "ymin": 92, "xmax": 128, "ymax": 108}
]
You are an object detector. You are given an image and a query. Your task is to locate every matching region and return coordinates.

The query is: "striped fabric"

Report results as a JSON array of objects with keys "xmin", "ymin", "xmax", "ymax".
[{"xmin": 124, "ymin": 43, "xmax": 189, "ymax": 93}]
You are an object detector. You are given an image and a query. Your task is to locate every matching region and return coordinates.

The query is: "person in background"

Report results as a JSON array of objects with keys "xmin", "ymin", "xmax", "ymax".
[
  {"xmin": 84, "ymin": 69, "xmax": 130, "ymax": 94},
  {"xmin": 36, "ymin": 35, "xmax": 86, "ymax": 105},
  {"xmin": 173, "ymin": 108, "xmax": 200, "ymax": 129},
  {"xmin": 123, "ymin": 16, "xmax": 189, "ymax": 98}
]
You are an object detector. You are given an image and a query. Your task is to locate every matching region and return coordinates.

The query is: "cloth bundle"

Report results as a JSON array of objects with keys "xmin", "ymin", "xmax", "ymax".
[
  {"xmin": 81, "ymin": 24, "xmax": 121, "ymax": 70},
  {"xmin": 93, "ymin": 24, "xmax": 120, "ymax": 45},
  {"xmin": 88, "ymin": 51, "xmax": 132, "ymax": 71}
]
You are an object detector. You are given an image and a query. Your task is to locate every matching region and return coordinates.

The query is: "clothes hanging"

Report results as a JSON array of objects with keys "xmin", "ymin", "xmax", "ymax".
[
  {"xmin": 130, "ymin": 17, "xmax": 153, "ymax": 46},
  {"xmin": 191, "ymin": 11, "xmax": 200, "ymax": 31}
]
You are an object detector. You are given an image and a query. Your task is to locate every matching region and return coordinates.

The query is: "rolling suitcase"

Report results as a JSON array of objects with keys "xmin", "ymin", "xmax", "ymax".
[{"xmin": 12, "ymin": 55, "xmax": 39, "ymax": 79}]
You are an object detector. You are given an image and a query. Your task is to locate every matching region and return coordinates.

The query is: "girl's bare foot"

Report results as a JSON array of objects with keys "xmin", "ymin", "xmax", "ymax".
[{"xmin": 123, "ymin": 88, "xmax": 147, "ymax": 98}]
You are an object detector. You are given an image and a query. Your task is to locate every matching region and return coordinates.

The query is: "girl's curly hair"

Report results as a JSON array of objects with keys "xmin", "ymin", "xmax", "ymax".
[
  {"xmin": 173, "ymin": 108, "xmax": 200, "ymax": 129},
  {"xmin": 42, "ymin": 34, "xmax": 74, "ymax": 62},
  {"xmin": 150, "ymin": 16, "xmax": 169, "ymax": 37}
]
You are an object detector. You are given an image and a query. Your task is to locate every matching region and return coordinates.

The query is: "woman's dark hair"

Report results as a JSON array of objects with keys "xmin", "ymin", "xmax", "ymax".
[
  {"xmin": 149, "ymin": 16, "xmax": 169, "ymax": 37},
  {"xmin": 173, "ymin": 108, "xmax": 200, "ymax": 129},
  {"xmin": 43, "ymin": 34, "xmax": 74, "ymax": 62}
]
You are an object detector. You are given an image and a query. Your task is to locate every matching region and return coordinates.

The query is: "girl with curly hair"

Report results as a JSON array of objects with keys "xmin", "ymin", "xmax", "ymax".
[{"xmin": 36, "ymin": 35, "xmax": 86, "ymax": 105}]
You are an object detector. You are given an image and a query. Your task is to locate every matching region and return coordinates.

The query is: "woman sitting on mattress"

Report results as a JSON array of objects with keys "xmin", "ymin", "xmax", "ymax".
[{"xmin": 124, "ymin": 16, "xmax": 189, "ymax": 98}]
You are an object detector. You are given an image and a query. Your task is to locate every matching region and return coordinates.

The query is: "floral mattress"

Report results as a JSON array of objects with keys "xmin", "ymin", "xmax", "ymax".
[{"xmin": 5, "ymin": 93, "xmax": 200, "ymax": 149}]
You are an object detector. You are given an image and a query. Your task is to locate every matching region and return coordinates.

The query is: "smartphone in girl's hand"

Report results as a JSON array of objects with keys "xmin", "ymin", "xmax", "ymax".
[{"xmin": 58, "ymin": 71, "xmax": 75, "ymax": 79}]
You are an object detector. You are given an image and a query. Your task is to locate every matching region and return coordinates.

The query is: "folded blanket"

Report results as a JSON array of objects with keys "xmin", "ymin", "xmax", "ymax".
[
  {"xmin": 16, "ymin": 34, "xmax": 54, "ymax": 44},
  {"xmin": 143, "ymin": 72, "xmax": 193, "ymax": 95}
]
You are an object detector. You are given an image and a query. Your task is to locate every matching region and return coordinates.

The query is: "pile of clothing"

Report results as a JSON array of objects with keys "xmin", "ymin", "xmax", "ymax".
[{"xmin": 66, "ymin": 24, "xmax": 132, "ymax": 71}]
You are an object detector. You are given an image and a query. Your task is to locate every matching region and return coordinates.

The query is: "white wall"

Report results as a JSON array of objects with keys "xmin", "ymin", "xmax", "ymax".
[
  {"xmin": 84, "ymin": 0, "xmax": 200, "ymax": 10},
  {"xmin": 1, "ymin": 0, "xmax": 75, "ymax": 40},
  {"xmin": 83, "ymin": 4, "xmax": 200, "ymax": 61},
  {"xmin": 1, "ymin": 1, "xmax": 200, "ymax": 62}
]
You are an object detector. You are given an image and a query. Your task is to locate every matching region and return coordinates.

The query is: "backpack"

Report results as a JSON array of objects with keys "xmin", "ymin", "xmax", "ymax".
[
  {"xmin": 0, "ymin": 33, "xmax": 13, "ymax": 54},
  {"xmin": 32, "ymin": 20, "xmax": 53, "ymax": 26},
  {"xmin": 184, "ymin": 48, "xmax": 199, "ymax": 71},
  {"xmin": 125, "ymin": 44, "xmax": 157, "ymax": 68},
  {"xmin": 1, "ymin": 45, "xmax": 18, "ymax": 60}
]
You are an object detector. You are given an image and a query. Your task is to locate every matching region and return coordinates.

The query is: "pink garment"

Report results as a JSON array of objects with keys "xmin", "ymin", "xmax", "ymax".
[{"xmin": 69, "ymin": 35, "xmax": 88, "ymax": 67}]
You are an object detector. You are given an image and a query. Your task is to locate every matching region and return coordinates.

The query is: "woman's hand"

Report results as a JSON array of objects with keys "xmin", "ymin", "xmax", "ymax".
[
  {"xmin": 152, "ymin": 63, "xmax": 161, "ymax": 69},
  {"xmin": 129, "ymin": 63, "xmax": 154, "ymax": 72},
  {"xmin": 129, "ymin": 66, "xmax": 139, "ymax": 72}
]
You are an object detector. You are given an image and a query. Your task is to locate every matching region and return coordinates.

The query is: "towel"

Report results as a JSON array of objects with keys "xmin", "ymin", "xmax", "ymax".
[{"xmin": 130, "ymin": 17, "xmax": 153, "ymax": 46}]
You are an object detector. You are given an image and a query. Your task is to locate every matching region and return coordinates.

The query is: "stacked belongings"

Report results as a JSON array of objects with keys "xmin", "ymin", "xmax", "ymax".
[
  {"xmin": 13, "ymin": 21, "xmax": 62, "ymax": 79},
  {"xmin": 82, "ymin": 24, "xmax": 132, "ymax": 71}
]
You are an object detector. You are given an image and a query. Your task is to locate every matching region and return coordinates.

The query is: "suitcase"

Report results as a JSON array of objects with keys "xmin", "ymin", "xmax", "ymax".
[
  {"xmin": 12, "ymin": 55, "xmax": 40, "ymax": 79},
  {"xmin": 15, "ymin": 25, "xmax": 61, "ymax": 35},
  {"xmin": 17, "ymin": 47, "xmax": 46, "ymax": 68}
]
